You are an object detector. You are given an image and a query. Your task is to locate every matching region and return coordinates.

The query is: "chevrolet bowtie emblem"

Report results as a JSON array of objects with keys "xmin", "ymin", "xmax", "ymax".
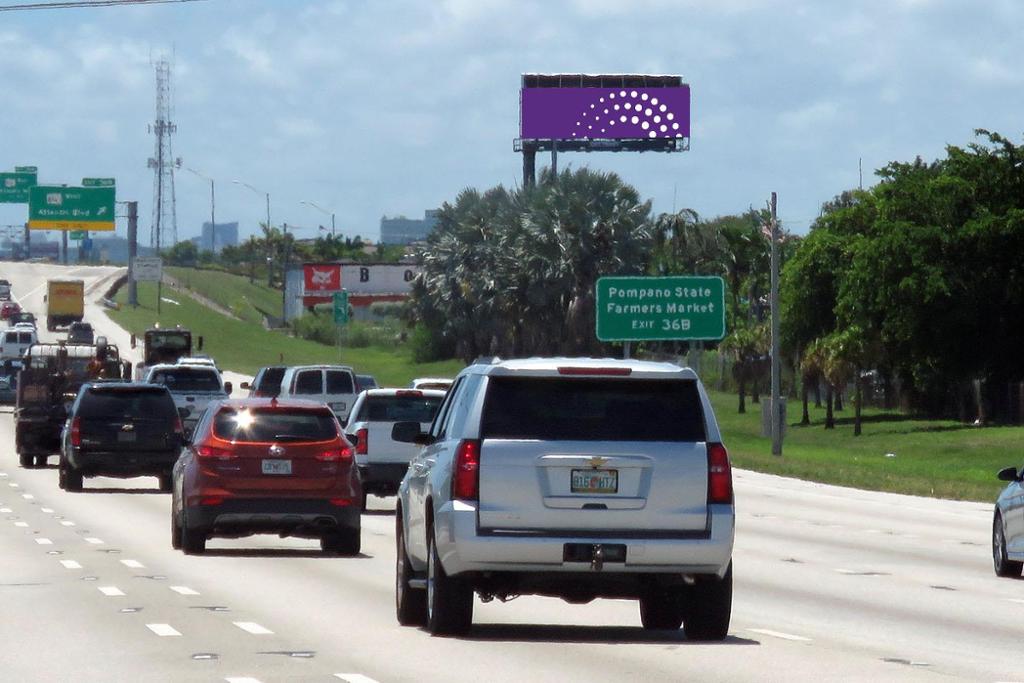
[{"xmin": 587, "ymin": 456, "xmax": 608, "ymax": 469}]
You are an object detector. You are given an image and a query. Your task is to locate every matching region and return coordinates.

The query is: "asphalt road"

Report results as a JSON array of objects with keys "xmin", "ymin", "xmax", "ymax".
[{"xmin": 0, "ymin": 262, "xmax": 1020, "ymax": 682}]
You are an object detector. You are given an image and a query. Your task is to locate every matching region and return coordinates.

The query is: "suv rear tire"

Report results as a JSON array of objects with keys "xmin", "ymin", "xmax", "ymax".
[
  {"xmin": 683, "ymin": 563, "xmax": 733, "ymax": 641},
  {"xmin": 396, "ymin": 514, "xmax": 427, "ymax": 626},
  {"xmin": 170, "ymin": 509, "xmax": 182, "ymax": 550},
  {"xmin": 18, "ymin": 452, "xmax": 33, "ymax": 469},
  {"xmin": 181, "ymin": 510, "xmax": 206, "ymax": 555},
  {"xmin": 157, "ymin": 474, "xmax": 172, "ymax": 493},
  {"xmin": 426, "ymin": 528, "xmax": 473, "ymax": 636},
  {"xmin": 60, "ymin": 466, "xmax": 83, "ymax": 492},
  {"xmin": 639, "ymin": 587, "xmax": 685, "ymax": 630},
  {"xmin": 321, "ymin": 527, "xmax": 360, "ymax": 556},
  {"xmin": 993, "ymin": 513, "xmax": 1023, "ymax": 578}
]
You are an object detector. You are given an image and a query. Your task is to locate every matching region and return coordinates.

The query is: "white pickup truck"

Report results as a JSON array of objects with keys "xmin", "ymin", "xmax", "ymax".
[
  {"xmin": 344, "ymin": 388, "xmax": 446, "ymax": 509},
  {"xmin": 144, "ymin": 363, "xmax": 232, "ymax": 435}
]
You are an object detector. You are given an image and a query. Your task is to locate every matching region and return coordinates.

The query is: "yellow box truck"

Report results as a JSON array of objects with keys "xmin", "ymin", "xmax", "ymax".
[{"xmin": 46, "ymin": 279, "xmax": 85, "ymax": 331}]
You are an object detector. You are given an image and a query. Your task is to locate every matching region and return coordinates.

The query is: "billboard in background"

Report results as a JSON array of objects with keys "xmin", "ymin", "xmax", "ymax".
[
  {"xmin": 520, "ymin": 86, "xmax": 690, "ymax": 141},
  {"xmin": 303, "ymin": 263, "xmax": 342, "ymax": 294}
]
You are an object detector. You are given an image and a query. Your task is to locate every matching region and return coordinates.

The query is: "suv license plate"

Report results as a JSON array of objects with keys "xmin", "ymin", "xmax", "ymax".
[
  {"xmin": 262, "ymin": 459, "xmax": 292, "ymax": 475},
  {"xmin": 330, "ymin": 402, "xmax": 346, "ymax": 412},
  {"xmin": 117, "ymin": 431, "xmax": 136, "ymax": 443},
  {"xmin": 571, "ymin": 468, "xmax": 618, "ymax": 494}
]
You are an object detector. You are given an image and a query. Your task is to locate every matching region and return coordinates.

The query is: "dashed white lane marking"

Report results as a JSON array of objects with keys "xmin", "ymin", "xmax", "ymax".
[
  {"xmin": 1007, "ymin": 598, "xmax": 1024, "ymax": 604},
  {"xmin": 225, "ymin": 678, "xmax": 263, "ymax": 683},
  {"xmin": 84, "ymin": 537, "xmax": 104, "ymax": 544},
  {"xmin": 120, "ymin": 559, "xmax": 145, "ymax": 569},
  {"xmin": 35, "ymin": 538, "xmax": 52, "ymax": 545},
  {"xmin": 170, "ymin": 586, "xmax": 200, "ymax": 596},
  {"xmin": 146, "ymin": 623, "xmax": 182, "ymax": 637},
  {"xmin": 22, "ymin": 494, "xmax": 33, "ymax": 500},
  {"xmin": 749, "ymin": 628, "xmax": 812, "ymax": 642},
  {"xmin": 0, "ymin": 507, "xmax": 11, "ymax": 513},
  {"xmin": 41, "ymin": 507, "xmax": 54, "ymax": 513},
  {"xmin": 8, "ymin": 482, "xmax": 19, "ymax": 488},
  {"xmin": 98, "ymin": 586, "xmax": 125, "ymax": 597},
  {"xmin": 14, "ymin": 521, "xmax": 28, "ymax": 527},
  {"xmin": 233, "ymin": 621, "xmax": 273, "ymax": 635},
  {"xmin": 60, "ymin": 521, "xmax": 76, "ymax": 527},
  {"xmin": 334, "ymin": 675, "xmax": 381, "ymax": 683},
  {"xmin": 60, "ymin": 560, "xmax": 82, "ymax": 569}
]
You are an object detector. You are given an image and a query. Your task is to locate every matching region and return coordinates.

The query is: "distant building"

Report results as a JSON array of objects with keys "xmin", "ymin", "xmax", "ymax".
[
  {"xmin": 189, "ymin": 221, "xmax": 239, "ymax": 253},
  {"xmin": 379, "ymin": 209, "xmax": 438, "ymax": 245}
]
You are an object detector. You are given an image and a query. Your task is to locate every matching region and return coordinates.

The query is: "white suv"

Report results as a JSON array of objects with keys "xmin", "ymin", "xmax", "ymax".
[{"xmin": 393, "ymin": 357, "xmax": 735, "ymax": 637}]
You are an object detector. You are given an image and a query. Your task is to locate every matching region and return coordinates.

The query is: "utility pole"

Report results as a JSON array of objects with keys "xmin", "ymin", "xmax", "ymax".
[
  {"xmin": 61, "ymin": 230, "xmax": 68, "ymax": 264},
  {"xmin": 769, "ymin": 191, "xmax": 782, "ymax": 456},
  {"xmin": 127, "ymin": 202, "xmax": 138, "ymax": 307}
]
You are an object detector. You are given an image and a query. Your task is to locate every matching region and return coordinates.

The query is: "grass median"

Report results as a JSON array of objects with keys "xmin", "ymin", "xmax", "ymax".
[
  {"xmin": 710, "ymin": 391, "xmax": 1013, "ymax": 503},
  {"xmin": 109, "ymin": 280, "xmax": 463, "ymax": 386},
  {"xmin": 164, "ymin": 266, "xmax": 281, "ymax": 325}
]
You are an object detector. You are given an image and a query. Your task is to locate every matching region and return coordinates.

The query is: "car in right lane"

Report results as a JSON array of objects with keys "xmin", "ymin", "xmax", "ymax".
[
  {"xmin": 993, "ymin": 464, "xmax": 1024, "ymax": 577},
  {"xmin": 171, "ymin": 398, "xmax": 362, "ymax": 555},
  {"xmin": 392, "ymin": 358, "xmax": 734, "ymax": 638}
]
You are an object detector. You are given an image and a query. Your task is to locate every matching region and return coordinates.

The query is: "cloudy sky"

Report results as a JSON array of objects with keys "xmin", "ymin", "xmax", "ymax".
[{"xmin": 1, "ymin": 0, "xmax": 1022, "ymax": 246}]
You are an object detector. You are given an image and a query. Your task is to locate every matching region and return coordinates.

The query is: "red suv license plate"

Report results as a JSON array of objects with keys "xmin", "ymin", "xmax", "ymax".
[
  {"xmin": 571, "ymin": 468, "xmax": 618, "ymax": 494},
  {"xmin": 261, "ymin": 459, "xmax": 292, "ymax": 475}
]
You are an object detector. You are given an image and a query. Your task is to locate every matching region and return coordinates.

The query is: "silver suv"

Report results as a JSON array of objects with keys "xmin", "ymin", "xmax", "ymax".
[{"xmin": 392, "ymin": 357, "xmax": 734, "ymax": 637}]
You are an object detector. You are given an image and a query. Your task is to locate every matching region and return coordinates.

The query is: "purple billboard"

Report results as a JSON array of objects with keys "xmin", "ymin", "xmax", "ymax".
[{"xmin": 520, "ymin": 86, "xmax": 690, "ymax": 141}]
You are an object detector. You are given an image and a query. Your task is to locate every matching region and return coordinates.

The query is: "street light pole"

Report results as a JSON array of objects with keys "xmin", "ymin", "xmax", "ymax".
[
  {"xmin": 234, "ymin": 179, "xmax": 272, "ymax": 287},
  {"xmin": 301, "ymin": 200, "xmax": 336, "ymax": 239},
  {"xmin": 185, "ymin": 168, "xmax": 216, "ymax": 253}
]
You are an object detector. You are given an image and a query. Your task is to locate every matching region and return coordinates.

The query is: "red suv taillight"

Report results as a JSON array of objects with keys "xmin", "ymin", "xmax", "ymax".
[
  {"xmin": 452, "ymin": 439, "xmax": 481, "ymax": 501},
  {"xmin": 174, "ymin": 416, "xmax": 184, "ymax": 437},
  {"xmin": 317, "ymin": 444, "xmax": 353, "ymax": 462},
  {"xmin": 355, "ymin": 427, "xmax": 368, "ymax": 455},
  {"xmin": 196, "ymin": 444, "xmax": 235, "ymax": 459},
  {"xmin": 70, "ymin": 417, "xmax": 82, "ymax": 447},
  {"xmin": 707, "ymin": 443, "xmax": 733, "ymax": 504}
]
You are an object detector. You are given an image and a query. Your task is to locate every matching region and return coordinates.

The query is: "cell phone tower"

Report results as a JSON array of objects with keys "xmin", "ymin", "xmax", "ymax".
[{"xmin": 147, "ymin": 57, "xmax": 180, "ymax": 250}]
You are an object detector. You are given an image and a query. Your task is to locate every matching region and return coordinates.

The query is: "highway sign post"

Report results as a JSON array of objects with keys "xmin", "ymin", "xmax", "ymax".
[
  {"xmin": 132, "ymin": 257, "xmax": 162, "ymax": 282},
  {"xmin": 0, "ymin": 171, "xmax": 38, "ymax": 203},
  {"xmin": 596, "ymin": 276, "xmax": 726, "ymax": 342},
  {"xmin": 28, "ymin": 185, "xmax": 116, "ymax": 231}
]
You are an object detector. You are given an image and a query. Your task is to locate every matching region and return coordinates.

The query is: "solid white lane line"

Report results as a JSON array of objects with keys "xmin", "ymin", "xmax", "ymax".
[
  {"xmin": 749, "ymin": 628, "xmax": 812, "ymax": 642},
  {"xmin": 98, "ymin": 586, "xmax": 125, "ymax": 596},
  {"xmin": 14, "ymin": 521, "xmax": 28, "ymax": 527},
  {"xmin": 334, "ymin": 675, "xmax": 381, "ymax": 683},
  {"xmin": 40, "ymin": 507, "xmax": 54, "ymax": 513},
  {"xmin": 120, "ymin": 559, "xmax": 145, "ymax": 569},
  {"xmin": 60, "ymin": 521, "xmax": 76, "ymax": 527},
  {"xmin": 60, "ymin": 560, "xmax": 82, "ymax": 569},
  {"xmin": 170, "ymin": 586, "xmax": 200, "ymax": 596},
  {"xmin": 35, "ymin": 538, "xmax": 52, "ymax": 545},
  {"xmin": 233, "ymin": 622, "xmax": 273, "ymax": 635},
  {"xmin": 146, "ymin": 623, "xmax": 182, "ymax": 637},
  {"xmin": 84, "ymin": 537, "xmax": 104, "ymax": 544}
]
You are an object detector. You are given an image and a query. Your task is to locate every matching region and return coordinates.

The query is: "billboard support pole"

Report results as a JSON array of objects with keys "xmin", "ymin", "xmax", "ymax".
[
  {"xmin": 522, "ymin": 143, "xmax": 536, "ymax": 189},
  {"xmin": 550, "ymin": 139, "xmax": 558, "ymax": 178},
  {"xmin": 61, "ymin": 230, "xmax": 68, "ymax": 265}
]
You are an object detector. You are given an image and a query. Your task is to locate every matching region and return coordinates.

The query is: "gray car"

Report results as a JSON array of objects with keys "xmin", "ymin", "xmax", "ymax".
[
  {"xmin": 993, "ymin": 465, "xmax": 1024, "ymax": 577},
  {"xmin": 392, "ymin": 357, "xmax": 735, "ymax": 637}
]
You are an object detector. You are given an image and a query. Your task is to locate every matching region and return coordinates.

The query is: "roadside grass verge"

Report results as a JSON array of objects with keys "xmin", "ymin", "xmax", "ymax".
[
  {"xmin": 710, "ymin": 391, "xmax": 1013, "ymax": 503},
  {"xmin": 165, "ymin": 266, "xmax": 281, "ymax": 325},
  {"xmin": 109, "ymin": 281, "xmax": 463, "ymax": 386}
]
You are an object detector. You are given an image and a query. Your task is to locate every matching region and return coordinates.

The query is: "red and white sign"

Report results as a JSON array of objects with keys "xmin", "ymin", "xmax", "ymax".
[{"xmin": 303, "ymin": 264, "xmax": 341, "ymax": 293}]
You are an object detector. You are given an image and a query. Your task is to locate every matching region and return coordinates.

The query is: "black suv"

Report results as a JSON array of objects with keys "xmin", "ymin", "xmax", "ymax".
[
  {"xmin": 67, "ymin": 322, "xmax": 94, "ymax": 344},
  {"xmin": 59, "ymin": 383, "xmax": 184, "ymax": 492}
]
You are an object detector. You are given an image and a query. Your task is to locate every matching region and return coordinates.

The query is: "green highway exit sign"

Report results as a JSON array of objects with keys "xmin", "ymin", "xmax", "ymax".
[
  {"xmin": 0, "ymin": 170, "xmax": 37, "ymax": 203},
  {"xmin": 28, "ymin": 185, "xmax": 116, "ymax": 231},
  {"xmin": 333, "ymin": 290, "xmax": 349, "ymax": 325},
  {"xmin": 82, "ymin": 177, "xmax": 116, "ymax": 187},
  {"xmin": 596, "ymin": 276, "xmax": 727, "ymax": 342}
]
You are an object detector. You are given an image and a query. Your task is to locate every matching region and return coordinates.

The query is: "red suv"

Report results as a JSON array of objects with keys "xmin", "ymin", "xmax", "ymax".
[
  {"xmin": 0, "ymin": 301, "xmax": 21, "ymax": 320},
  {"xmin": 170, "ymin": 398, "xmax": 362, "ymax": 555}
]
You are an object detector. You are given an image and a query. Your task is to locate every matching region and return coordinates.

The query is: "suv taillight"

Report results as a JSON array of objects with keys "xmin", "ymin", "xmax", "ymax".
[
  {"xmin": 174, "ymin": 416, "xmax": 184, "ymax": 436},
  {"xmin": 452, "ymin": 439, "xmax": 481, "ymax": 501},
  {"xmin": 70, "ymin": 417, "xmax": 82, "ymax": 447},
  {"xmin": 317, "ymin": 445, "xmax": 353, "ymax": 462},
  {"xmin": 355, "ymin": 427, "xmax": 368, "ymax": 455},
  {"xmin": 196, "ymin": 444, "xmax": 234, "ymax": 459},
  {"xmin": 707, "ymin": 443, "xmax": 733, "ymax": 504}
]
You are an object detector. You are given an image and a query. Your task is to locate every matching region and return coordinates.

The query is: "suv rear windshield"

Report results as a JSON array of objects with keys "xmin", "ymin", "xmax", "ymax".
[
  {"xmin": 150, "ymin": 368, "xmax": 221, "ymax": 392},
  {"xmin": 79, "ymin": 388, "xmax": 176, "ymax": 419},
  {"xmin": 357, "ymin": 394, "xmax": 443, "ymax": 423},
  {"xmin": 480, "ymin": 377, "xmax": 706, "ymax": 442},
  {"xmin": 325, "ymin": 370, "xmax": 354, "ymax": 393},
  {"xmin": 213, "ymin": 408, "xmax": 339, "ymax": 442}
]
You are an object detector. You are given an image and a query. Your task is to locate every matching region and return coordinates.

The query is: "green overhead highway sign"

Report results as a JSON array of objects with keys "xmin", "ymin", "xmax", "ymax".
[
  {"xmin": 82, "ymin": 177, "xmax": 116, "ymax": 187},
  {"xmin": 0, "ymin": 171, "xmax": 37, "ymax": 203},
  {"xmin": 69, "ymin": 231, "xmax": 86, "ymax": 240},
  {"xmin": 596, "ymin": 276, "xmax": 727, "ymax": 342},
  {"xmin": 14, "ymin": 166, "xmax": 37, "ymax": 173},
  {"xmin": 28, "ymin": 185, "xmax": 116, "ymax": 231}
]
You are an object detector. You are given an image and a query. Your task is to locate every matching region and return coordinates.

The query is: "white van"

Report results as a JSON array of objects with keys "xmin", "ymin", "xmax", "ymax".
[
  {"xmin": 278, "ymin": 365, "xmax": 359, "ymax": 424},
  {"xmin": 0, "ymin": 328, "xmax": 37, "ymax": 361}
]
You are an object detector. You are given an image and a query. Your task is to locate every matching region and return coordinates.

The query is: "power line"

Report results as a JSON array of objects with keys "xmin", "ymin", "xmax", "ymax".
[{"xmin": 0, "ymin": 0, "xmax": 208, "ymax": 11}]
